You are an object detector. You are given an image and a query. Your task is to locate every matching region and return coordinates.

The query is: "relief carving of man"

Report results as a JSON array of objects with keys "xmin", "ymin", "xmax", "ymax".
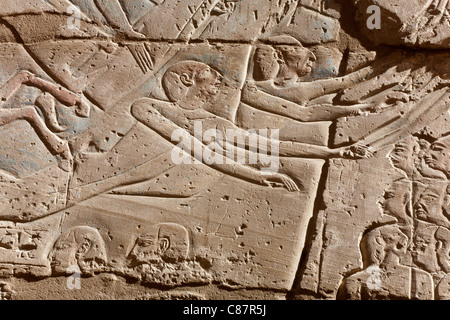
[
  {"xmin": 425, "ymin": 135, "xmax": 450, "ymax": 179},
  {"xmin": 412, "ymin": 224, "xmax": 441, "ymax": 274},
  {"xmin": 0, "ymin": 70, "xmax": 90, "ymax": 171},
  {"xmin": 131, "ymin": 60, "xmax": 375, "ymax": 193},
  {"xmin": 242, "ymin": 36, "xmax": 405, "ymax": 124},
  {"xmin": 378, "ymin": 178, "xmax": 413, "ymax": 233},
  {"xmin": 388, "ymin": 137, "xmax": 421, "ymax": 179}
]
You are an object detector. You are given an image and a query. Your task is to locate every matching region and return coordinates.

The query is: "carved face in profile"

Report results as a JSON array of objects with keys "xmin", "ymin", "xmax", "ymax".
[
  {"xmin": 379, "ymin": 179, "xmax": 411, "ymax": 223},
  {"xmin": 277, "ymin": 45, "xmax": 316, "ymax": 77},
  {"xmin": 128, "ymin": 223, "xmax": 189, "ymax": 266},
  {"xmin": 50, "ymin": 226, "xmax": 107, "ymax": 275},
  {"xmin": 425, "ymin": 136, "xmax": 450, "ymax": 178},
  {"xmin": 413, "ymin": 225, "xmax": 440, "ymax": 273},
  {"xmin": 128, "ymin": 233, "xmax": 162, "ymax": 265},
  {"xmin": 414, "ymin": 184, "xmax": 449, "ymax": 223},
  {"xmin": 253, "ymin": 45, "xmax": 280, "ymax": 81},
  {"xmin": 379, "ymin": 227, "xmax": 408, "ymax": 258},
  {"xmin": 162, "ymin": 61, "xmax": 223, "ymax": 110},
  {"xmin": 389, "ymin": 137, "xmax": 420, "ymax": 177},
  {"xmin": 51, "ymin": 233, "xmax": 78, "ymax": 274},
  {"xmin": 435, "ymin": 227, "xmax": 450, "ymax": 273}
]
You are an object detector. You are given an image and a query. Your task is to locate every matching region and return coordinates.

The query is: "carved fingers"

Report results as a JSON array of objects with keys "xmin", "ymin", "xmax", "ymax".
[
  {"xmin": 385, "ymin": 91, "xmax": 409, "ymax": 104},
  {"xmin": 341, "ymin": 145, "xmax": 374, "ymax": 159},
  {"xmin": 264, "ymin": 174, "xmax": 300, "ymax": 192},
  {"xmin": 75, "ymin": 97, "xmax": 91, "ymax": 118},
  {"xmin": 16, "ymin": 70, "xmax": 35, "ymax": 83},
  {"xmin": 128, "ymin": 43, "xmax": 154, "ymax": 73},
  {"xmin": 429, "ymin": 0, "xmax": 449, "ymax": 14},
  {"xmin": 244, "ymin": 81, "xmax": 258, "ymax": 93}
]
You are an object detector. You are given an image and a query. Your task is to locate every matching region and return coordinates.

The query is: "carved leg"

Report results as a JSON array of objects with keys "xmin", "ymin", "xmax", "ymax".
[
  {"xmin": 435, "ymin": 0, "xmax": 449, "ymax": 13},
  {"xmin": 0, "ymin": 70, "xmax": 34, "ymax": 104},
  {"xmin": 0, "ymin": 107, "xmax": 72, "ymax": 170},
  {"xmin": 36, "ymin": 93, "xmax": 65, "ymax": 132},
  {"xmin": 28, "ymin": 76, "xmax": 90, "ymax": 118},
  {"xmin": 0, "ymin": 70, "xmax": 90, "ymax": 118}
]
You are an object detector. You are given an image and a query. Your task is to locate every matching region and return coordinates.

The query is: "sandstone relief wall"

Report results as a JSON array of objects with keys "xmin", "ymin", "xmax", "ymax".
[{"xmin": 0, "ymin": 0, "xmax": 447, "ymax": 300}]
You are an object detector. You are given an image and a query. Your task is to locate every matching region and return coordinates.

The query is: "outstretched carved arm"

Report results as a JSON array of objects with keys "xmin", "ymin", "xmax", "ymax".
[
  {"xmin": 218, "ymin": 135, "xmax": 371, "ymax": 161},
  {"xmin": 253, "ymin": 66, "xmax": 375, "ymax": 104},
  {"xmin": 131, "ymin": 98, "xmax": 300, "ymax": 191},
  {"xmin": 242, "ymin": 81, "xmax": 377, "ymax": 122},
  {"xmin": 314, "ymin": 66, "xmax": 375, "ymax": 97},
  {"xmin": 144, "ymin": 96, "xmax": 371, "ymax": 159}
]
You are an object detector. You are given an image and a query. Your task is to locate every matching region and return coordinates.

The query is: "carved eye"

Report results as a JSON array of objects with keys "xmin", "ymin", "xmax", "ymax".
[
  {"xmin": 422, "ymin": 195, "xmax": 438, "ymax": 204},
  {"xmin": 384, "ymin": 191, "xmax": 395, "ymax": 199},
  {"xmin": 393, "ymin": 147, "xmax": 407, "ymax": 154}
]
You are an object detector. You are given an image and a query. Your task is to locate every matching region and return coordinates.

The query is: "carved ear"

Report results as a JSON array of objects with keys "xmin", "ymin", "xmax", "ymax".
[
  {"xmin": 159, "ymin": 237, "xmax": 170, "ymax": 254},
  {"xmin": 180, "ymin": 73, "xmax": 194, "ymax": 87},
  {"xmin": 275, "ymin": 51, "xmax": 284, "ymax": 65},
  {"xmin": 444, "ymin": 195, "xmax": 450, "ymax": 208}
]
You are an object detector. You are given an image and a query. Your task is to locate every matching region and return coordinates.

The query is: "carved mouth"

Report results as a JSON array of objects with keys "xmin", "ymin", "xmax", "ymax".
[
  {"xmin": 415, "ymin": 207, "xmax": 427, "ymax": 217},
  {"xmin": 424, "ymin": 157, "xmax": 435, "ymax": 165},
  {"xmin": 50, "ymin": 261, "xmax": 60, "ymax": 267}
]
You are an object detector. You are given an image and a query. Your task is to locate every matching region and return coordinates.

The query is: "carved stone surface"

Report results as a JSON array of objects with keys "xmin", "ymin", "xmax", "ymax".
[{"xmin": 0, "ymin": 0, "xmax": 447, "ymax": 300}]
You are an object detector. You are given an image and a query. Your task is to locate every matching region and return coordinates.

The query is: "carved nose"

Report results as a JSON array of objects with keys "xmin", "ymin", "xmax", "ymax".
[
  {"xmin": 309, "ymin": 52, "xmax": 317, "ymax": 62},
  {"xmin": 414, "ymin": 202, "xmax": 425, "ymax": 211},
  {"xmin": 216, "ymin": 73, "xmax": 224, "ymax": 83}
]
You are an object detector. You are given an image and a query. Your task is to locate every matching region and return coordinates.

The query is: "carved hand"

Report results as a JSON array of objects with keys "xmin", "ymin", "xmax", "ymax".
[
  {"xmin": 264, "ymin": 173, "xmax": 300, "ymax": 192},
  {"xmin": 17, "ymin": 70, "xmax": 35, "ymax": 84},
  {"xmin": 74, "ymin": 97, "xmax": 91, "ymax": 118},
  {"xmin": 367, "ymin": 92, "xmax": 409, "ymax": 113},
  {"xmin": 339, "ymin": 145, "xmax": 374, "ymax": 159}
]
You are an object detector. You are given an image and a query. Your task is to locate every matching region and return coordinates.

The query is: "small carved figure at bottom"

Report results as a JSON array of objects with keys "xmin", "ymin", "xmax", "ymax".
[
  {"xmin": 50, "ymin": 226, "xmax": 107, "ymax": 276},
  {"xmin": 128, "ymin": 223, "xmax": 189, "ymax": 266}
]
